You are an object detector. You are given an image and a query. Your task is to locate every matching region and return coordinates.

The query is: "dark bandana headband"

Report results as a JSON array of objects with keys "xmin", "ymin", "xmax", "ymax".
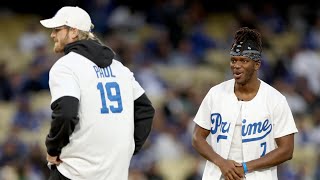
[{"xmin": 230, "ymin": 40, "xmax": 261, "ymax": 61}]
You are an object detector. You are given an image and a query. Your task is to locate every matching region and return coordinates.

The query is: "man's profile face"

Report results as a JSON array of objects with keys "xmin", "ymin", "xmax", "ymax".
[
  {"xmin": 50, "ymin": 26, "xmax": 70, "ymax": 53},
  {"xmin": 230, "ymin": 56, "xmax": 260, "ymax": 85}
]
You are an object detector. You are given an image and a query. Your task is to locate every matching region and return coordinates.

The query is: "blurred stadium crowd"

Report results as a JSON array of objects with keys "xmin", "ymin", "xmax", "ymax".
[{"xmin": 0, "ymin": 1, "xmax": 320, "ymax": 180}]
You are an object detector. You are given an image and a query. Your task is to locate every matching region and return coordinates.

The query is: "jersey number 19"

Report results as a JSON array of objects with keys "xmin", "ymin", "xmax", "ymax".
[{"xmin": 97, "ymin": 82, "xmax": 123, "ymax": 114}]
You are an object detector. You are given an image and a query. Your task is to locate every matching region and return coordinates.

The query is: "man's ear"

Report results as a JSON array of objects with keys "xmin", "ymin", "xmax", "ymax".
[
  {"xmin": 69, "ymin": 28, "xmax": 79, "ymax": 39},
  {"xmin": 254, "ymin": 60, "xmax": 261, "ymax": 71}
]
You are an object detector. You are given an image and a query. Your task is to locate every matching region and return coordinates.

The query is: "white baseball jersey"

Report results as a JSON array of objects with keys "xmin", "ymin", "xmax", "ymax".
[
  {"xmin": 193, "ymin": 79, "xmax": 298, "ymax": 180},
  {"xmin": 49, "ymin": 52, "xmax": 145, "ymax": 180}
]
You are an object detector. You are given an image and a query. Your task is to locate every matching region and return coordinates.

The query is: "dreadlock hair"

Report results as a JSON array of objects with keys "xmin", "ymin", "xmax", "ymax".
[{"xmin": 233, "ymin": 27, "xmax": 262, "ymax": 53}]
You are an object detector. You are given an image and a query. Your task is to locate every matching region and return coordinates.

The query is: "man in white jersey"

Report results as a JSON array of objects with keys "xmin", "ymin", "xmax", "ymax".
[
  {"xmin": 40, "ymin": 6, "xmax": 155, "ymax": 180},
  {"xmin": 192, "ymin": 27, "xmax": 298, "ymax": 180}
]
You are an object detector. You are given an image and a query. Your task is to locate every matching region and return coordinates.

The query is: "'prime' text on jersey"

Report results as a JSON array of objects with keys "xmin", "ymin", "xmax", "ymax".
[{"xmin": 210, "ymin": 113, "xmax": 272, "ymax": 143}]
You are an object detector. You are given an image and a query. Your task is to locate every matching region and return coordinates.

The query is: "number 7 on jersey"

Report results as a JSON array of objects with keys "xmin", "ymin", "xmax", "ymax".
[{"xmin": 97, "ymin": 82, "xmax": 123, "ymax": 114}]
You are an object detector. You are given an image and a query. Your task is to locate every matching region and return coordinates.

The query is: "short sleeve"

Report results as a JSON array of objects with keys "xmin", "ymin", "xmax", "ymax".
[
  {"xmin": 49, "ymin": 64, "xmax": 80, "ymax": 103},
  {"xmin": 273, "ymin": 96, "xmax": 298, "ymax": 138},
  {"xmin": 193, "ymin": 90, "xmax": 213, "ymax": 130},
  {"xmin": 131, "ymin": 72, "xmax": 145, "ymax": 100}
]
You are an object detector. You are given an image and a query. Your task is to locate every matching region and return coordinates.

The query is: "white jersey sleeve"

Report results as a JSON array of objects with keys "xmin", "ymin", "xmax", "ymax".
[
  {"xmin": 49, "ymin": 63, "xmax": 80, "ymax": 103},
  {"xmin": 130, "ymin": 71, "xmax": 145, "ymax": 100},
  {"xmin": 273, "ymin": 96, "xmax": 298, "ymax": 138},
  {"xmin": 193, "ymin": 89, "xmax": 213, "ymax": 130}
]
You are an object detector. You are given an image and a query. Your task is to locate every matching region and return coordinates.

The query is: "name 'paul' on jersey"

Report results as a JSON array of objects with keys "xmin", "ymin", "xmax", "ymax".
[{"xmin": 93, "ymin": 65, "xmax": 116, "ymax": 78}]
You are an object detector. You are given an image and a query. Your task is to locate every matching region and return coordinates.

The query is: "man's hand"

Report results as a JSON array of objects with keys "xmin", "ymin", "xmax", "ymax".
[
  {"xmin": 47, "ymin": 153, "xmax": 62, "ymax": 165},
  {"xmin": 235, "ymin": 163, "xmax": 245, "ymax": 178},
  {"xmin": 217, "ymin": 159, "xmax": 244, "ymax": 180}
]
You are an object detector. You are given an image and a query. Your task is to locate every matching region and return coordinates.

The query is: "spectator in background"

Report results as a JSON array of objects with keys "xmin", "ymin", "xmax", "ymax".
[
  {"xmin": 271, "ymin": 48, "xmax": 297, "ymax": 84},
  {"xmin": 304, "ymin": 14, "xmax": 320, "ymax": 50},
  {"xmin": 0, "ymin": 62, "xmax": 13, "ymax": 101},
  {"xmin": 135, "ymin": 63, "xmax": 167, "ymax": 101},
  {"xmin": 0, "ymin": 132, "xmax": 28, "ymax": 168},
  {"xmin": 20, "ymin": 45, "xmax": 53, "ymax": 93},
  {"xmin": 234, "ymin": 4, "xmax": 258, "ymax": 29},
  {"xmin": 257, "ymin": 2, "xmax": 286, "ymax": 34},
  {"xmin": 22, "ymin": 143, "xmax": 48, "ymax": 180},
  {"xmin": 7, "ymin": 70, "xmax": 25, "ymax": 100},
  {"xmin": 273, "ymin": 78, "xmax": 307, "ymax": 115},
  {"xmin": 145, "ymin": 26, "xmax": 172, "ymax": 65},
  {"xmin": 168, "ymin": 37, "xmax": 199, "ymax": 66},
  {"xmin": 294, "ymin": 76, "xmax": 319, "ymax": 111},
  {"xmin": 188, "ymin": 25, "xmax": 216, "ymax": 60},
  {"xmin": 292, "ymin": 44, "xmax": 320, "ymax": 98},
  {"xmin": 107, "ymin": 5, "xmax": 145, "ymax": 33},
  {"xmin": 310, "ymin": 105, "xmax": 320, "ymax": 145},
  {"xmin": 293, "ymin": 113, "xmax": 312, "ymax": 146},
  {"xmin": 277, "ymin": 163, "xmax": 299, "ymax": 180},
  {"xmin": 18, "ymin": 22, "xmax": 48, "ymax": 54},
  {"xmin": 86, "ymin": 0, "xmax": 117, "ymax": 34},
  {"xmin": 146, "ymin": 0, "xmax": 185, "ymax": 48},
  {"xmin": 11, "ymin": 95, "xmax": 44, "ymax": 131}
]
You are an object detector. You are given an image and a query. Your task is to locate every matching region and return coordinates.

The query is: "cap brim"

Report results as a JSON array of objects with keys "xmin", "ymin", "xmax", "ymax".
[{"xmin": 40, "ymin": 18, "xmax": 64, "ymax": 28}]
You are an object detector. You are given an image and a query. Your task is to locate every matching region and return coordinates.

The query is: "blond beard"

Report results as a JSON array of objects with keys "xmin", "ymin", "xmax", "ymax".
[{"xmin": 53, "ymin": 32, "xmax": 70, "ymax": 53}]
